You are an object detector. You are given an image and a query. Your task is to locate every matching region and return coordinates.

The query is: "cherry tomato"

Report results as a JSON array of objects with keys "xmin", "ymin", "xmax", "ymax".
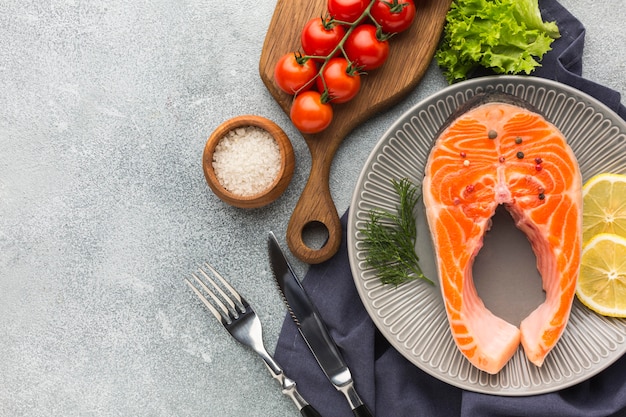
[
  {"xmin": 274, "ymin": 53, "xmax": 318, "ymax": 95},
  {"xmin": 370, "ymin": 0, "xmax": 416, "ymax": 34},
  {"xmin": 316, "ymin": 57, "xmax": 361, "ymax": 104},
  {"xmin": 290, "ymin": 91, "xmax": 333, "ymax": 134},
  {"xmin": 301, "ymin": 17, "xmax": 346, "ymax": 59},
  {"xmin": 327, "ymin": 0, "xmax": 370, "ymax": 23},
  {"xmin": 344, "ymin": 24, "xmax": 390, "ymax": 71}
]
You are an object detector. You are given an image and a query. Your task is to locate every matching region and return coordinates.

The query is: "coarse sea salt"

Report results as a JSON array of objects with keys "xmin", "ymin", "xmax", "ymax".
[{"xmin": 212, "ymin": 126, "xmax": 281, "ymax": 197}]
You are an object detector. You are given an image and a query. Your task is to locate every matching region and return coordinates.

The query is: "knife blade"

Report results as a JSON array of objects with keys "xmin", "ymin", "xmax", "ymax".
[{"xmin": 268, "ymin": 231, "xmax": 374, "ymax": 417}]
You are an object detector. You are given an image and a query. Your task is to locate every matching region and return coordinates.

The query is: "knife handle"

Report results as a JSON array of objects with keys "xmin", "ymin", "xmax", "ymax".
[
  {"xmin": 352, "ymin": 404, "xmax": 373, "ymax": 417},
  {"xmin": 300, "ymin": 404, "xmax": 323, "ymax": 417},
  {"xmin": 339, "ymin": 383, "xmax": 373, "ymax": 417}
]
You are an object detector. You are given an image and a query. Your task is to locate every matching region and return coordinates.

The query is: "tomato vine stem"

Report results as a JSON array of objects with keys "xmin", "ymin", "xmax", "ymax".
[{"xmin": 294, "ymin": 0, "xmax": 385, "ymax": 100}]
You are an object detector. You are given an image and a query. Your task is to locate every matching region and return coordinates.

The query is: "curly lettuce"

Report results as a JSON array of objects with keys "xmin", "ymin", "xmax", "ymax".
[{"xmin": 435, "ymin": 0, "xmax": 560, "ymax": 83}]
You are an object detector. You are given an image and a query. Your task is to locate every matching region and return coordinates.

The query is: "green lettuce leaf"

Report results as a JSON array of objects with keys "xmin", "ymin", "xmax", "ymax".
[{"xmin": 435, "ymin": 0, "xmax": 560, "ymax": 83}]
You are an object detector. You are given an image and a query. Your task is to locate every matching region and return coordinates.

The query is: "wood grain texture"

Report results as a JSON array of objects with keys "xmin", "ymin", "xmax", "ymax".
[{"xmin": 259, "ymin": 0, "xmax": 452, "ymax": 264}]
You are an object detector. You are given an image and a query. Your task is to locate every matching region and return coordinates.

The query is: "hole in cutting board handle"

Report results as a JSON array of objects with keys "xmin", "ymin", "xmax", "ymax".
[
  {"xmin": 301, "ymin": 221, "xmax": 329, "ymax": 251},
  {"xmin": 286, "ymin": 211, "xmax": 343, "ymax": 264}
]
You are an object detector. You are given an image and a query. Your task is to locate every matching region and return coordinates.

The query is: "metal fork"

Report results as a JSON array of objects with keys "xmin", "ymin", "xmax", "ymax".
[{"xmin": 185, "ymin": 262, "xmax": 321, "ymax": 417}]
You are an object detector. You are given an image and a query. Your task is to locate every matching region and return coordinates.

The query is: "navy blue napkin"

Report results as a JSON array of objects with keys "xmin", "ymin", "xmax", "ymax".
[{"xmin": 274, "ymin": 2, "xmax": 626, "ymax": 416}]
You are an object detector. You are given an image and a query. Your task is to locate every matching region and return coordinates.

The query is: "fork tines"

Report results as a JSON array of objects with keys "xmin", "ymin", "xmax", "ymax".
[{"xmin": 184, "ymin": 262, "xmax": 246, "ymax": 325}]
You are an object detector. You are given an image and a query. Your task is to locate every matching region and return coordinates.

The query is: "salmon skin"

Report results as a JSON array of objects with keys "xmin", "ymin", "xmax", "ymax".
[{"xmin": 422, "ymin": 92, "xmax": 582, "ymax": 374}]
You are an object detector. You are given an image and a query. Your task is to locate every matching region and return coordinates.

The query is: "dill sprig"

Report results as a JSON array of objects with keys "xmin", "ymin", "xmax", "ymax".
[{"xmin": 362, "ymin": 178, "xmax": 432, "ymax": 286}]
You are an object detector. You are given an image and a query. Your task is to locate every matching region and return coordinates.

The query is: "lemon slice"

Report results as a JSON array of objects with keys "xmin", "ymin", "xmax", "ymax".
[
  {"xmin": 582, "ymin": 173, "xmax": 626, "ymax": 244},
  {"xmin": 576, "ymin": 233, "xmax": 626, "ymax": 317}
]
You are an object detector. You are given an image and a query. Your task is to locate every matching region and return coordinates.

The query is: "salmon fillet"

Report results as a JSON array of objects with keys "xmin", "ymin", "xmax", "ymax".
[{"xmin": 422, "ymin": 93, "xmax": 582, "ymax": 374}]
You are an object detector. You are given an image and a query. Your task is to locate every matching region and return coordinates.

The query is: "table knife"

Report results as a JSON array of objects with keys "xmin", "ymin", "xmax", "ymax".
[{"xmin": 268, "ymin": 231, "xmax": 374, "ymax": 417}]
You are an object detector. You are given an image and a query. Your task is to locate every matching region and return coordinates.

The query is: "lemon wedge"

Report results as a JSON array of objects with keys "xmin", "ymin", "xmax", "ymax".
[
  {"xmin": 576, "ymin": 233, "xmax": 626, "ymax": 317},
  {"xmin": 582, "ymin": 173, "xmax": 626, "ymax": 244}
]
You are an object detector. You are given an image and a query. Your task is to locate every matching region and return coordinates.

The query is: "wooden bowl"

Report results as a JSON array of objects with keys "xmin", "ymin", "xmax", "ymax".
[{"xmin": 202, "ymin": 115, "xmax": 295, "ymax": 209}]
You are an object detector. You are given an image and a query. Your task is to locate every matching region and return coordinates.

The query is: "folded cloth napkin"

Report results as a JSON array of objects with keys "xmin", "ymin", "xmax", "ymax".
[{"xmin": 274, "ymin": 2, "xmax": 626, "ymax": 416}]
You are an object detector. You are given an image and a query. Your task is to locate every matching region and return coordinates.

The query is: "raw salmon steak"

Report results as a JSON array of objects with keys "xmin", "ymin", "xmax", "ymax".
[{"xmin": 422, "ymin": 93, "xmax": 582, "ymax": 374}]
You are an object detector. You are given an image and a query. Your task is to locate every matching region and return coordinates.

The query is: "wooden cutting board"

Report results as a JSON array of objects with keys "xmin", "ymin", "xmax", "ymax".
[{"xmin": 259, "ymin": 0, "xmax": 452, "ymax": 264}]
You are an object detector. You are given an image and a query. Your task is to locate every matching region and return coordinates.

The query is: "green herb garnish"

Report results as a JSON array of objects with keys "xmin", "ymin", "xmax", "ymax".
[{"xmin": 362, "ymin": 178, "xmax": 432, "ymax": 286}]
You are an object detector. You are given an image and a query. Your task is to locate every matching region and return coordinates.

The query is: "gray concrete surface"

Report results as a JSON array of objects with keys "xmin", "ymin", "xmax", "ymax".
[{"xmin": 1, "ymin": 0, "xmax": 624, "ymax": 416}]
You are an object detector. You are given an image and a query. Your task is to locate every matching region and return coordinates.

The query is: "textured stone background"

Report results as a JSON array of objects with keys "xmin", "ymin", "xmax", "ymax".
[{"xmin": 0, "ymin": 1, "xmax": 624, "ymax": 416}]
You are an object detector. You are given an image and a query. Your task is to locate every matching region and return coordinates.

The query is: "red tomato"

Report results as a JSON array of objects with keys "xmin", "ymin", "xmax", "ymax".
[
  {"xmin": 316, "ymin": 57, "xmax": 361, "ymax": 104},
  {"xmin": 301, "ymin": 17, "xmax": 346, "ymax": 58},
  {"xmin": 290, "ymin": 91, "xmax": 333, "ymax": 134},
  {"xmin": 274, "ymin": 53, "xmax": 318, "ymax": 95},
  {"xmin": 344, "ymin": 24, "xmax": 389, "ymax": 71},
  {"xmin": 370, "ymin": 0, "xmax": 416, "ymax": 34},
  {"xmin": 327, "ymin": 0, "xmax": 370, "ymax": 23}
]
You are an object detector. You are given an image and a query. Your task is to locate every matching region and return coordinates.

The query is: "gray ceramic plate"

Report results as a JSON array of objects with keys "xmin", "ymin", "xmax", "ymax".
[{"xmin": 347, "ymin": 75, "xmax": 626, "ymax": 395}]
